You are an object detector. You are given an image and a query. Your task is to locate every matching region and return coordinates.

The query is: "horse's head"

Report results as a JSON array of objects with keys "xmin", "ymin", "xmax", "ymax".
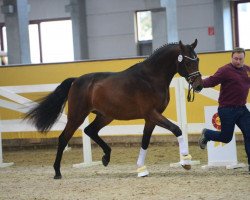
[{"xmin": 177, "ymin": 39, "xmax": 203, "ymax": 94}]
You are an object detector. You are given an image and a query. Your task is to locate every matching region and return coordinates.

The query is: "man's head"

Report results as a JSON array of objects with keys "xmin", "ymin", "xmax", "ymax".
[{"xmin": 231, "ymin": 47, "xmax": 245, "ymax": 68}]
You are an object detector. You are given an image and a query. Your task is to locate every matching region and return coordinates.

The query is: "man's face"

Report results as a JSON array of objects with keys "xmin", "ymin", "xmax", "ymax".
[{"xmin": 231, "ymin": 52, "xmax": 245, "ymax": 68}]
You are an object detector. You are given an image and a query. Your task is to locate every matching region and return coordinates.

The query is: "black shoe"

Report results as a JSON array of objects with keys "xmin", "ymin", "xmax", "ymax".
[{"xmin": 198, "ymin": 128, "xmax": 208, "ymax": 149}]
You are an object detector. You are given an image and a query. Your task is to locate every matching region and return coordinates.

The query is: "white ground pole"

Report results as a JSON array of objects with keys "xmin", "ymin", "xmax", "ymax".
[
  {"xmin": 170, "ymin": 78, "xmax": 200, "ymax": 168},
  {"xmin": 73, "ymin": 117, "xmax": 102, "ymax": 168}
]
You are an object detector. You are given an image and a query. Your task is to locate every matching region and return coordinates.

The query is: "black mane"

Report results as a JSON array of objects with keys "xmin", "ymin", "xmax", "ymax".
[{"xmin": 143, "ymin": 43, "xmax": 179, "ymax": 65}]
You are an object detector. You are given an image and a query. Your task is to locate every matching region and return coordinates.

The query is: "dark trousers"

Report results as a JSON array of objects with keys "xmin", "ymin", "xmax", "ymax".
[{"xmin": 204, "ymin": 105, "xmax": 250, "ymax": 165}]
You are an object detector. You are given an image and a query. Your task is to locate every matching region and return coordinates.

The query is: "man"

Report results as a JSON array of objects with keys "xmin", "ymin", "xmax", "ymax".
[{"xmin": 199, "ymin": 47, "xmax": 250, "ymax": 173}]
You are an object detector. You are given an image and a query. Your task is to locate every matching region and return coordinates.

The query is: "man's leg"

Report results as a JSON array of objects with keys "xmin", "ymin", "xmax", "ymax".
[
  {"xmin": 236, "ymin": 106, "xmax": 250, "ymax": 172},
  {"xmin": 199, "ymin": 107, "xmax": 237, "ymax": 149}
]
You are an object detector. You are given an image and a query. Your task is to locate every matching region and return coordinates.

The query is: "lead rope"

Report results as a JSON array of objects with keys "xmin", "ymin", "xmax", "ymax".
[{"xmin": 187, "ymin": 82, "xmax": 195, "ymax": 102}]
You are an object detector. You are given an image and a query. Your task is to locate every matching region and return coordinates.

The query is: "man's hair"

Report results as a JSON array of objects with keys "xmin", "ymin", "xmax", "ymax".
[{"xmin": 232, "ymin": 47, "xmax": 245, "ymax": 57}]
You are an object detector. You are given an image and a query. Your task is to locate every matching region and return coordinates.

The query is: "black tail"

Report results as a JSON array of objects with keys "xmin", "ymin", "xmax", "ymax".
[{"xmin": 25, "ymin": 78, "xmax": 76, "ymax": 132}]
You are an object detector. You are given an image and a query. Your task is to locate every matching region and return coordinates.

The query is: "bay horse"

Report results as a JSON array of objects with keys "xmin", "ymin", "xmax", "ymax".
[{"xmin": 25, "ymin": 39, "xmax": 203, "ymax": 179}]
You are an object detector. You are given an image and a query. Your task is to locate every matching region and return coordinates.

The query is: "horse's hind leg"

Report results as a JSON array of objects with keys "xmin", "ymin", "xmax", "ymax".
[
  {"xmin": 54, "ymin": 118, "xmax": 85, "ymax": 179},
  {"xmin": 84, "ymin": 114, "xmax": 113, "ymax": 167}
]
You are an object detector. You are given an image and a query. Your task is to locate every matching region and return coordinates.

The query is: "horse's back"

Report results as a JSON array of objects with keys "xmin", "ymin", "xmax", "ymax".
[{"xmin": 75, "ymin": 72, "xmax": 115, "ymax": 86}]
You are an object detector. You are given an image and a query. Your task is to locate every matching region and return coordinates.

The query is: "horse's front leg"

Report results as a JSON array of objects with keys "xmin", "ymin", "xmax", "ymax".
[
  {"xmin": 149, "ymin": 110, "xmax": 192, "ymax": 170},
  {"xmin": 137, "ymin": 121, "xmax": 155, "ymax": 177}
]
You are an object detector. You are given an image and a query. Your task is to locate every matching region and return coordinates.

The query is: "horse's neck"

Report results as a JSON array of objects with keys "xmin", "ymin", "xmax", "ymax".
[
  {"xmin": 143, "ymin": 48, "xmax": 179, "ymax": 84},
  {"xmin": 142, "ymin": 61, "xmax": 177, "ymax": 87}
]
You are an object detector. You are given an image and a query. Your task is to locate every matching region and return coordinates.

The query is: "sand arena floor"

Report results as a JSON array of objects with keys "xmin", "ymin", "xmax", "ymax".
[{"xmin": 0, "ymin": 144, "xmax": 249, "ymax": 200}]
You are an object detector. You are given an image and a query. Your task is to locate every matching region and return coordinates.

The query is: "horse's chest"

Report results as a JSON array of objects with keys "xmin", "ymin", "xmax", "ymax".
[{"xmin": 155, "ymin": 89, "xmax": 170, "ymax": 110}]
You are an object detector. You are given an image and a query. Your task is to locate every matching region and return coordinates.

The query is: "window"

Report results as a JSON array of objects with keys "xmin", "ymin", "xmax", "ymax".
[
  {"xmin": 136, "ymin": 11, "xmax": 152, "ymax": 41},
  {"xmin": 233, "ymin": 1, "xmax": 250, "ymax": 48},
  {"xmin": 40, "ymin": 20, "xmax": 74, "ymax": 63},
  {"xmin": 29, "ymin": 24, "xmax": 40, "ymax": 63},
  {"xmin": 237, "ymin": 2, "xmax": 250, "ymax": 48},
  {"xmin": 2, "ymin": 26, "xmax": 7, "ymax": 52},
  {"xmin": 136, "ymin": 11, "xmax": 153, "ymax": 56},
  {"xmin": 0, "ymin": 19, "xmax": 74, "ymax": 64}
]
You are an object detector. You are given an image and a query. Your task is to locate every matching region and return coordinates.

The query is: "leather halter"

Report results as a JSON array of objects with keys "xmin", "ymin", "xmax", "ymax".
[{"xmin": 179, "ymin": 55, "xmax": 201, "ymax": 102}]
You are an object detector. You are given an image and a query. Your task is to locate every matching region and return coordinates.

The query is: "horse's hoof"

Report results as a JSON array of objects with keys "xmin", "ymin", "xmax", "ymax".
[
  {"xmin": 137, "ymin": 166, "xmax": 149, "ymax": 177},
  {"xmin": 102, "ymin": 155, "xmax": 110, "ymax": 167},
  {"xmin": 180, "ymin": 154, "xmax": 192, "ymax": 170},
  {"xmin": 181, "ymin": 164, "xmax": 191, "ymax": 170},
  {"xmin": 54, "ymin": 174, "xmax": 62, "ymax": 179}
]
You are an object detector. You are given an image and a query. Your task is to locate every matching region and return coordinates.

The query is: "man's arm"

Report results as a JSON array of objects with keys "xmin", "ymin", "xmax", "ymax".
[{"xmin": 202, "ymin": 68, "xmax": 224, "ymax": 88}]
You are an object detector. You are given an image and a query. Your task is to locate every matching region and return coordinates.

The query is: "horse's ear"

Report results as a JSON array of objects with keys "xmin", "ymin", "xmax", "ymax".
[
  {"xmin": 191, "ymin": 39, "xmax": 198, "ymax": 49},
  {"xmin": 179, "ymin": 40, "xmax": 185, "ymax": 51}
]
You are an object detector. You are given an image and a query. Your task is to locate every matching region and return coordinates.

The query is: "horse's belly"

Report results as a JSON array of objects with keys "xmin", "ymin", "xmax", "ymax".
[
  {"xmin": 91, "ymin": 80, "xmax": 153, "ymax": 120},
  {"xmin": 93, "ymin": 99, "xmax": 142, "ymax": 120}
]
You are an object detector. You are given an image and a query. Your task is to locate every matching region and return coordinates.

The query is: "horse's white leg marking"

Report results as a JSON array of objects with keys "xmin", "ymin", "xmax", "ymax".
[
  {"xmin": 137, "ymin": 147, "xmax": 147, "ymax": 167},
  {"xmin": 177, "ymin": 136, "xmax": 192, "ymax": 167},
  {"xmin": 177, "ymin": 136, "xmax": 188, "ymax": 155},
  {"xmin": 136, "ymin": 148, "xmax": 149, "ymax": 177}
]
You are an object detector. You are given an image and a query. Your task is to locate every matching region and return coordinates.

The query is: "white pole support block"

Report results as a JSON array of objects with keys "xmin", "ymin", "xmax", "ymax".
[
  {"xmin": 0, "ymin": 131, "xmax": 14, "ymax": 168},
  {"xmin": 83, "ymin": 134, "xmax": 92, "ymax": 164}
]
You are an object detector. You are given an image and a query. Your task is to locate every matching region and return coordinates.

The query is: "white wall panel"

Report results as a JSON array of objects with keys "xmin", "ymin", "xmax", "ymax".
[
  {"xmin": 87, "ymin": 12, "xmax": 135, "ymax": 37},
  {"xmin": 88, "ymin": 34, "xmax": 137, "ymax": 59},
  {"xmin": 179, "ymin": 28, "xmax": 215, "ymax": 52},
  {"xmin": 177, "ymin": 0, "xmax": 213, "ymax": 6},
  {"xmin": 177, "ymin": 0, "xmax": 215, "ymax": 52},
  {"xmin": 86, "ymin": 0, "xmax": 161, "ymax": 59},
  {"xmin": 178, "ymin": 3, "xmax": 214, "ymax": 28},
  {"xmin": 28, "ymin": 0, "xmax": 70, "ymax": 20},
  {"xmin": 86, "ymin": 0, "xmax": 160, "ymax": 15}
]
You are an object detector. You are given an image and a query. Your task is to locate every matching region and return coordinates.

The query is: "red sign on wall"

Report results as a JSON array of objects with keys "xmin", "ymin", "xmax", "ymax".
[
  {"xmin": 212, "ymin": 112, "xmax": 221, "ymax": 130},
  {"xmin": 208, "ymin": 26, "xmax": 215, "ymax": 36}
]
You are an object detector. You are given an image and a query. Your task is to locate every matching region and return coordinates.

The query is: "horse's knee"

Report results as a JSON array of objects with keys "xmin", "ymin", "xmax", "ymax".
[
  {"xmin": 84, "ymin": 125, "xmax": 95, "ymax": 136},
  {"xmin": 172, "ymin": 126, "xmax": 182, "ymax": 137}
]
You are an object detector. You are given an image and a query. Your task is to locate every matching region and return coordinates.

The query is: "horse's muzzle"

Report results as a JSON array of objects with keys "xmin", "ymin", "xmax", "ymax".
[
  {"xmin": 194, "ymin": 84, "xmax": 203, "ymax": 92},
  {"xmin": 188, "ymin": 73, "xmax": 203, "ymax": 93}
]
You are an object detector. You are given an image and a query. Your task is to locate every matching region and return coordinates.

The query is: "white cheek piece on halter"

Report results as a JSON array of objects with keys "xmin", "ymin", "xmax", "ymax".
[{"xmin": 178, "ymin": 55, "xmax": 183, "ymax": 62}]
